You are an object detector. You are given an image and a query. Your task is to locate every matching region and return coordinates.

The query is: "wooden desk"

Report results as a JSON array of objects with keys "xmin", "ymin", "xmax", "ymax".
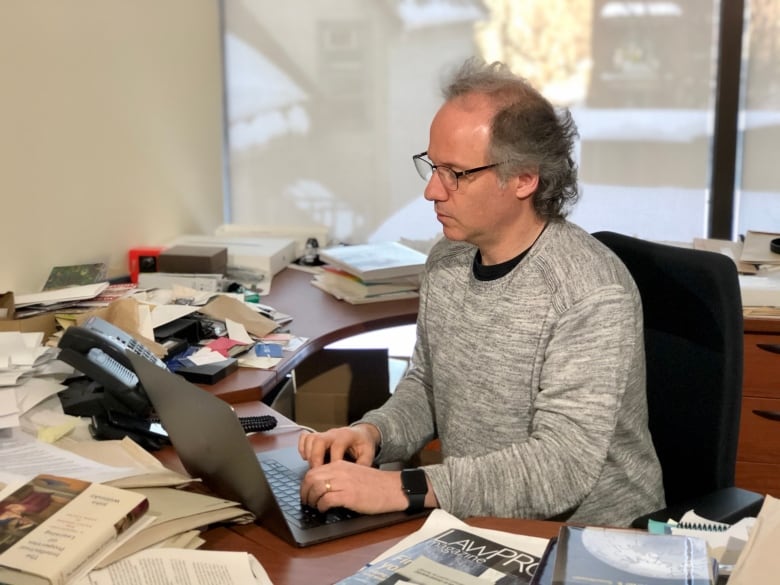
[
  {"xmin": 155, "ymin": 401, "xmax": 559, "ymax": 584},
  {"xmin": 207, "ymin": 268, "xmax": 419, "ymax": 403},
  {"xmin": 738, "ymin": 316, "xmax": 780, "ymax": 497},
  {"xmin": 206, "ymin": 516, "xmax": 560, "ymax": 585},
  {"xmin": 155, "ymin": 401, "xmax": 560, "ymax": 585}
]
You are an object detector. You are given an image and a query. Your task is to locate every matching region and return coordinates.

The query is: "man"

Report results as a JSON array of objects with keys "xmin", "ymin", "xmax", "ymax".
[{"xmin": 298, "ymin": 58, "xmax": 664, "ymax": 526}]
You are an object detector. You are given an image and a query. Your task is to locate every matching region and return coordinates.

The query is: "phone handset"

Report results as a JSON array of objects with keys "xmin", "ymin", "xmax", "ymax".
[
  {"xmin": 57, "ymin": 316, "xmax": 166, "ymax": 416},
  {"xmin": 86, "ymin": 347, "xmax": 139, "ymax": 389}
]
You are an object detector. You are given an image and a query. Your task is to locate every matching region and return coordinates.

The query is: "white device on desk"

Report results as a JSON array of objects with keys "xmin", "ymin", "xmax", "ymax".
[
  {"xmin": 215, "ymin": 223, "xmax": 330, "ymax": 259},
  {"xmin": 169, "ymin": 234, "xmax": 297, "ymax": 278}
]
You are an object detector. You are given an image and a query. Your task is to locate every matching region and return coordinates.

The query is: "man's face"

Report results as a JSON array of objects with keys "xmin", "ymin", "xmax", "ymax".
[{"xmin": 423, "ymin": 95, "xmax": 524, "ymax": 250}]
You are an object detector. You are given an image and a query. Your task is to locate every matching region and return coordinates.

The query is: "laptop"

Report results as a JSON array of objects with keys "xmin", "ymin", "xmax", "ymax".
[{"xmin": 125, "ymin": 351, "xmax": 428, "ymax": 547}]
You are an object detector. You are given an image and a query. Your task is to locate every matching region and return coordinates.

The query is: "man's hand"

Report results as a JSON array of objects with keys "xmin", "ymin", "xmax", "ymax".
[
  {"xmin": 298, "ymin": 423, "xmax": 380, "ymax": 468},
  {"xmin": 300, "ymin": 461, "xmax": 408, "ymax": 514}
]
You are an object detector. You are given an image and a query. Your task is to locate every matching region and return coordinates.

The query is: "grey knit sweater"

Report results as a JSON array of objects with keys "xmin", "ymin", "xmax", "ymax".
[{"xmin": 359, "ymin": 220, "xmax": 665, "ymax": 526}]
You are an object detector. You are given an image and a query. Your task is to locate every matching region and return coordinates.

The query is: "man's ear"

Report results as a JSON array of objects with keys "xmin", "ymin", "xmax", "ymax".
[{"xmin": 515, "ymin": 173, "xmax": 539, "ymax": 201}]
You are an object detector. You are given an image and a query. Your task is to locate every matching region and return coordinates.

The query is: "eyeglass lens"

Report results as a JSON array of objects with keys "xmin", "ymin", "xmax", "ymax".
[{"xmin": 414, "ymin": 155, "xmax": 458, "ymax": 190}]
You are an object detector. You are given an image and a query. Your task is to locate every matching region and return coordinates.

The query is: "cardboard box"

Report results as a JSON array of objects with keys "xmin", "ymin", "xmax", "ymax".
[
  {"xmin": 0, "ymin": 292, "xmax": 58, "ymax": 338},
  {"xmin": 0, "ymin": 312, "xmax": 57, "ymax": 338},
  {"xmin": 158, "ymin": 245, "xmax": 228, "ymax": 274},
  {"xmin": 293, "ymin": 349, "xmax": 390, "ymax": 432}
]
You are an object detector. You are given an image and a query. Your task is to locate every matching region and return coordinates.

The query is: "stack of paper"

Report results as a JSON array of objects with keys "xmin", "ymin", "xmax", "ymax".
[
  {"xmin": 95, "ymin": 486, "xmax": 254, "ymax": 568},
  {"xmin": 313, "ymin": 242, "xmax": 427, "ymax": 304},
  {"xmin": 0, "ymin": 331, "xmax": 67, "ymax": 431},
  {"xmin": 312, "ymin": 267, "xmax": 420, "ymax": 304}
]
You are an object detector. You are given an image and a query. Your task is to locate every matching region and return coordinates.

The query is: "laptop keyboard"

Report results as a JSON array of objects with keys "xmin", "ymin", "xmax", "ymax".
[{"xmin": 260, "ymin": 458, "xmax": 361, "ymax": 529}]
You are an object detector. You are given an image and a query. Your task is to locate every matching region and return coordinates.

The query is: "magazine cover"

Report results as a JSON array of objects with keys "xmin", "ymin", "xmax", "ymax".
[{"xmin": 338, "ymin": 527, "xmax": 543, "ymax": 585}]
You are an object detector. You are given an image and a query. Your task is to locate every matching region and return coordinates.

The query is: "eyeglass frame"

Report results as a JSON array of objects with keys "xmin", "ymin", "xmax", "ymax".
[{"xmin": 412, "ymin": 151, "xmax": 504, "ymax": 191}]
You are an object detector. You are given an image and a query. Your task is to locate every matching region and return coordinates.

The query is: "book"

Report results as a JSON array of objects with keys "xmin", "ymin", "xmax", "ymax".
[
  {"xmin": 318, "ymin": 242, "xmax": 427, "ymax": 281},
  {"xmin": 336, "ymin": 526, "xmax": 546, "ymax": 584},
  {"xmin": 0, "ymin": 474, "xmax": 149, "ymax": 585},
  {"xmin": 547, "ymin": 525, "xmax": 715, "ymax": 585},
  {"xmin": 42, "ymin": 264, "xmax": 108, "ymax": 291},
  {"xmin": 310, "ymin": 279, "xmax": 420, "ymax": 304},
  {"xmin": 312, "ymin": 268, "xmax": 420, "ymax": 300},
  {"xmin": 529, "ymin": 537, "xmax": 558, "ymax": 585}
]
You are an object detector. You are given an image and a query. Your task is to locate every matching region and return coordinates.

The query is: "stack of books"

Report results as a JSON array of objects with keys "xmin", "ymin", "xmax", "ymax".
[{"xmin": 312, "ymin": 242, "xmax": 427, "ymax": 304}]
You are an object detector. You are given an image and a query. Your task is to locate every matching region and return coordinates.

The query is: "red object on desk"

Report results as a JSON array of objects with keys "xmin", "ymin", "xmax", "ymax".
[{"xmin": 128, "ymin": 246, "xmax": 164, "ymax": 283}]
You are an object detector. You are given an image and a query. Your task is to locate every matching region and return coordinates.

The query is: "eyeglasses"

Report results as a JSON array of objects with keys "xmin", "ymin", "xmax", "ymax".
[{"xmin": 412, "ymin": 151, "xmax": 503, "ymax": 191}]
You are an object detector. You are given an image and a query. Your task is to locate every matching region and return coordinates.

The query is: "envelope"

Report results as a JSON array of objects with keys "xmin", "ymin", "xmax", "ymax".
[{"xmin": 198, "ymin": 295, "xmax": 277, "ymax": 338}]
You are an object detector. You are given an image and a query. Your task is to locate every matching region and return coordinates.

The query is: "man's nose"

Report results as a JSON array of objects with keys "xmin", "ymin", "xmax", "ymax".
[{"xmin": 423, "ymin": 172, "xmax": 448, "ymax": 201}]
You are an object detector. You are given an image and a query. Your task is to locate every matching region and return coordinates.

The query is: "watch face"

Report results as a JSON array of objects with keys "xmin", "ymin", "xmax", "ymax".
[{"xmin": 402, "ymin": 469, "xmax": 428, "ymax": 494}]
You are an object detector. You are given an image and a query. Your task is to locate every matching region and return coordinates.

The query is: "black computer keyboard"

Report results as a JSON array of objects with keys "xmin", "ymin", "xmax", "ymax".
[{"xmin": 260, "ymin": 459, "xmax": 360, "ymax": 529}]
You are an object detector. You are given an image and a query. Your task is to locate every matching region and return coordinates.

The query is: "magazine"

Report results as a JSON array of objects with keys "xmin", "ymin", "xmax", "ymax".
[{"xmin": 336, "ymin": 510, "xmax": 549, "ymax": 585}]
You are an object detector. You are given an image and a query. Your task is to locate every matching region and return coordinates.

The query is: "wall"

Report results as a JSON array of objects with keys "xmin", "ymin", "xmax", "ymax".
[{"xmin": 0, "ymin": 1, "xmax": 225, "ymax": 294}]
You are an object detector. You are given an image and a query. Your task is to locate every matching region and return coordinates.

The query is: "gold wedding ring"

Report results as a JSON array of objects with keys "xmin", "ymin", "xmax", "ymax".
[{"xmin": 325, "ymin": 481, "xmax": 332, "ymax": 493}]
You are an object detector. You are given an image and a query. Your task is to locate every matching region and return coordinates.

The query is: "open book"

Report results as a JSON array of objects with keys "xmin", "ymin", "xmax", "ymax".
[{"xmin": 82, "ymin": 548, "xmax": 272, "ymax": 585}]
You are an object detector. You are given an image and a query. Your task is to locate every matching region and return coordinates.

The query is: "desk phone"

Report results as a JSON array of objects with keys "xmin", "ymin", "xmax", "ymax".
[{"xmin": 57, "ymin": 316, "xmax": 165, "ymax": 416}]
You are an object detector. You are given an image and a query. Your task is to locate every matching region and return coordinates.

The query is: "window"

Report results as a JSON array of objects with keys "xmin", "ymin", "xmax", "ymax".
[
  {"xmin": 222, "ymin": 0, "xmax": 777, "ymax": 246},
  {"xmin": 735, "ymin": 0, "xmax": 780, "ymax": 234}
]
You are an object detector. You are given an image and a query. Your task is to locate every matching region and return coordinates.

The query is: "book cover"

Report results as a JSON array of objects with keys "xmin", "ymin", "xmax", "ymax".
[
  {"xmin": 42, "ymin": 263, "xmax": 108, "ymax": 291},
  {"xmin": 550, "ymin": 526, "xmax": 714, "ymax": 585},
  {"xmin": 0, "ymin": 474, "xmax": 149, "ymax": 585},
  {"xmin": 318, "ymin": 242, "xmax": 427, "ymax": 281},
  {"xmin": 336, "ymin": 527, "xmax": 544, "ymax": 584}
]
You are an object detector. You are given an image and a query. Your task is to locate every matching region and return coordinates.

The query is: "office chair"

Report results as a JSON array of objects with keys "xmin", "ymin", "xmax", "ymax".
[{"xmin": 592, "ymin": 231, "xmax": 764, "ymax": 527}]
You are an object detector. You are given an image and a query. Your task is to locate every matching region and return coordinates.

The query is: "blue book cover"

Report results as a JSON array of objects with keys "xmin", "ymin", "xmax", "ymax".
[{"xmin": 550, "ymin": 526, "xmax": 714, "ymax": 585}]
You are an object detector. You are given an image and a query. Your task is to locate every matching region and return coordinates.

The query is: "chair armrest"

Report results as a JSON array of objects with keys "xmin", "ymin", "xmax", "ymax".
[{"xmin": 631, "ymin": 487, "xmax": 765, "ymax": 528}]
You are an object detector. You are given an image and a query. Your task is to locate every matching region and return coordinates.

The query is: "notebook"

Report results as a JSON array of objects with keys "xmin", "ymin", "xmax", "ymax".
[{"xmin": 125, "ymin": 351, "xmax": 427, "ymax": 547}]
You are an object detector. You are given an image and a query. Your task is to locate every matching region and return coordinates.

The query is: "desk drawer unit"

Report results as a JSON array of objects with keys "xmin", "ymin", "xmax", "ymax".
[{"xmin": 737, "ymin": 321, "xmax": 780, "ymax": 497}]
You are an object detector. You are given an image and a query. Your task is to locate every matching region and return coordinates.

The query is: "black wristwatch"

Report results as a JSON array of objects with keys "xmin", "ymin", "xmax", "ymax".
[{"xmin": 400, "ymin": 468, "xmax": 428, "ymax": 513}]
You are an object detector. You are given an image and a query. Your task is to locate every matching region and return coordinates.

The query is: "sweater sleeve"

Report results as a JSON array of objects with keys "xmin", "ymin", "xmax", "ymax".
[{"xmin": 358, "ymin": 265, "xmax": 440, "ymax": 461}]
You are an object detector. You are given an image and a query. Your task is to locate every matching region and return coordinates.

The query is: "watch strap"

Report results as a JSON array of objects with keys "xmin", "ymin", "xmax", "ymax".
[{"xmin": 401, "ymin": 468, "xmax": 427, "ymax": 513}]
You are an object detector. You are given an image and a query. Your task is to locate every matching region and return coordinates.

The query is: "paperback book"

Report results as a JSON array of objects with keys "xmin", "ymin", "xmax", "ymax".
[
  {"xmin": 310, "ymin": 279, "xmax": 419, "ymax": 304},
  {"xmin": 0, "ymin": 474, "xmax": 149, "ymax": 585},
  {"xmin": 318, "ymin": 241, "xmax": 427, "ymax": 281},
  {"xmin": 336, "ymin": 527, "xmax": 544, "ymax": 584},
  {"xmin": 547, "ymin": 525, "xmax": 715, "ymax": 585},
  {"xmin": 312, "ymin": 268, "xmax": 420, "ymax": 302}
]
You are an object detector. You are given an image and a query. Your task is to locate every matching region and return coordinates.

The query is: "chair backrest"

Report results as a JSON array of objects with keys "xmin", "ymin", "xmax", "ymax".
[{"xmin": 592, "ymin": 231, "xmax": 744, "ymax": 506}]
